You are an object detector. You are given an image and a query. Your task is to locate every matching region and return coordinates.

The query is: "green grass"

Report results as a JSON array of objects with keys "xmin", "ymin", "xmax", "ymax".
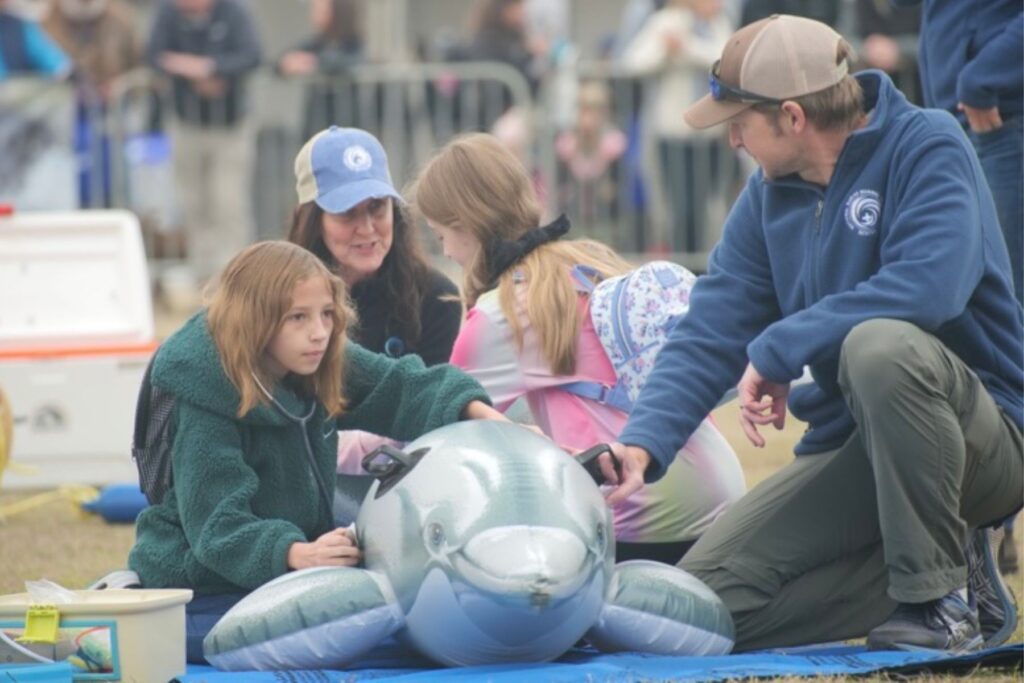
[{"xmin": 0, "ymin": 489, "xmax": 135, "ymax": 591}]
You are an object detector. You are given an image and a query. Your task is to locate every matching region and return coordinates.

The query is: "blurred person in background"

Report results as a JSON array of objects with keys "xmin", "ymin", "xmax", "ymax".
[
  {"xmin": 852, "ymin": 0, "xmax": 920, "ymax": 105},
  {"xmin": 463, "ymin": 0, "xmax": 545, "ymax": 130},
  {"xmin": 42, "ymin": 0, "xmax": 141, "ymax": 206},
  {"xmin": 523, "ymin": 0, "xmax": 569, "ymax": 63},
  {"xmin": 894, "ymin": 0, "xmax": 1024, "ymax": 578},
  {"xmin": 555, "ymin": 80, "xmax": 627, "ymax": 226},
  {"xmin": 622, "ymin": 0, "xmax": 734, "ymax": 253},
  {"xmin": 0, "ymin": 0, "xmax": 70, "ymax": 79},
  {"xmin": 42, "ymin": 0, "xmax": 139, "ymax": 101},
  {"xmin": 740, "ymin": 0, "xmax": 839, "ymax": 28},
  {"xmin": 894, "ymin": 0, "xmax": 1023, "ymax": 308},
  {"xmin": 465, "ymin": 0, "xmax": 543, "ymax": 90},
  {"xmin": 609, "ymin": 0, "xmax": 666, "ymax": 61},
  {"xmin": 288, "ymin": 126, "xmax": 462, "ymax": 367},
  {"xmin": 146, "ymin": 0, "xmax": 261, "ymax": 284},
  {"xmin": 276, "ymin": 0, "xmax": 366, "ymax": 141}
]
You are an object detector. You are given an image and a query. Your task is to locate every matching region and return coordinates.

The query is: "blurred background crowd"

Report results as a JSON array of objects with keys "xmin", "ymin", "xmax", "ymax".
[{"xmin": 1, "ymin": 0, "xmax": 925, "ymax": 298}]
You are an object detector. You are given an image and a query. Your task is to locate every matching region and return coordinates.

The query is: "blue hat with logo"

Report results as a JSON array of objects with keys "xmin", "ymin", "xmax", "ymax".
[{"xmin": 294, "ymin": 126, "xmax": 402, "ymax": 213}]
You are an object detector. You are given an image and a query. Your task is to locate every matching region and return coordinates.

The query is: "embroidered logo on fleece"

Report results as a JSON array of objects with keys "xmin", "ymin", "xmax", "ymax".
[
  {"xmin": 843, "ymin": 189, "xmax": 881, "ymax": 236},
  {"xmin": 343, "ymin": 145, "xmax": 372, "ymax": 172}
]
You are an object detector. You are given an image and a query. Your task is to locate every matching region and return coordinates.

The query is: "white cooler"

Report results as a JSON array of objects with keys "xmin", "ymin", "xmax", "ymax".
[{"xmin": 0, "ymin": 210, "xmax": 155, "ymax": 489}]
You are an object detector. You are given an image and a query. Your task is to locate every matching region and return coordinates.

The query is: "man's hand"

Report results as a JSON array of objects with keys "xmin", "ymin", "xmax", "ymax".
[
  {"xmin": 193, "ymin": 77, "xmax": 226, "ymax": 98},
  {"xmin": 158, "ymin": 52, "xmax": 215, "ymax": 80},
  {"xmin": 664, "ymin": 33, "xmax": 684, "ymax": 57},
  {"xmin": 604, "ymin": 442, "xmax": 651, "ymax": 505},
  {"xmin": 958, "ymin": 103, "xmax": 1003, "ymax": 133},
  {"xmin": 278, "ymin": 50, "xmax": 318, "ymax": 76},
  {"xmin": 287, "ymin": 526, "xmax": 361, "ymax": 569},
  {"xmin": 737, "ymin": 362, "xmax": 789, "ymax": 448}
]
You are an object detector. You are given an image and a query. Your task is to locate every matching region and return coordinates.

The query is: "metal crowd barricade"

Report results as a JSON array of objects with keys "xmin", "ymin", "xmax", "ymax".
[
  {"xmin": 533, "ymin": 62, "xmax": 653, "ymax": 256},
  {"xmin": 0, "ymin": 77, "xmax": 106, "ymax": 212},
  {"xmin": 533, "ymin": 61, "xmax": 749, "ymax": 273},
  {"xmin": 102, "ymin": 61, "xmax": 534, "ymax": 278},
  {"xmin": 105, "ymin": 68, "xmax": 187, "ymax": 274},
  {"xmin": 249, "ymin": 60, "xmax": 534, "ymax": 245}
]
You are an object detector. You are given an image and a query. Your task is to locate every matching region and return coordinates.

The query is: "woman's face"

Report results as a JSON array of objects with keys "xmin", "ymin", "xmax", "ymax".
[
  {"xmin": 427, "ymin": 219, "xmax": 480, "ymax": 268},
  {"xmin": 321, "ymin": 197, "xmax": 394, "ymax": 286}
]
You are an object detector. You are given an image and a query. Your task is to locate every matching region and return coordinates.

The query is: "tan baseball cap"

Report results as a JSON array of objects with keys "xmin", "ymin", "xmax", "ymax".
[{"xmin": 684, "ymin": 14, "xmax": 849, "ymax": 129}]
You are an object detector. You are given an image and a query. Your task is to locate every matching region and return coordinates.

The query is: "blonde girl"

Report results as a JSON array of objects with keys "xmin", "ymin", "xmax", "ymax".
[
  {"xmin": 127, "ymin": 241, "xmax": 496, "ymax": 663},
  {"xmin": 415, "ymin": 133, "xmax": 746, "ymax": 564}
]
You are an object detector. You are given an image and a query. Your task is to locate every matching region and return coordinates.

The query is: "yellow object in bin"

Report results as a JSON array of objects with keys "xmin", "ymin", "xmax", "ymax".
[
  {"xmin": 16, "ymin": 604, "xmax": 59, "ymax": 644},
  {"xmin": 0, "ymin": 588, "xmax": 192, "ymax": 682}
]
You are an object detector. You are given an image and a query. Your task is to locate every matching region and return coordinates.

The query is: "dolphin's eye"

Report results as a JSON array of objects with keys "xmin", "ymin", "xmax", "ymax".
[
  {"xmin": 595, "ymin": 522, "xmax": 606, "ymax": 551},
  {"xmin": 427, "ymin": 522, "xmax": 445, "ymax": 548}
]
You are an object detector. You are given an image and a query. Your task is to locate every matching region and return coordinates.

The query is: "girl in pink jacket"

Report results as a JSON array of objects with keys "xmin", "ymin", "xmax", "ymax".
[{"xmin": 413, "ymin": 133, "xmax": 745, "ymax": 564}]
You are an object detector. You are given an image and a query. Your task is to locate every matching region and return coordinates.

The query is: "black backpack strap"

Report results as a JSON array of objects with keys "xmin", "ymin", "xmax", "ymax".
[
  {"xmin": 131, "ymin": 351, "xmax": 177, "ymax": 505},
  {"xmin": 131, "ymin": 355, "xmax": 156, "ymax": 449}
]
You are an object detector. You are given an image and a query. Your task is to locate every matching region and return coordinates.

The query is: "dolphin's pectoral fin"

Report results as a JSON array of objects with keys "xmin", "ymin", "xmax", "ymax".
[
  {"xmin": 205, "ymin": 567, "xmax": 405, "ymax": 671},
  {"xmin": 585, "ymin": 561, "xmax": 735, "ymax": 656}
]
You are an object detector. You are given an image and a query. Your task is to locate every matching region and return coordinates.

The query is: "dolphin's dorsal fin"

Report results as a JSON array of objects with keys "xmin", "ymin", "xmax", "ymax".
[{"xmin": 363, "ymin": 445, "xmax": 430, "ymax": 498}]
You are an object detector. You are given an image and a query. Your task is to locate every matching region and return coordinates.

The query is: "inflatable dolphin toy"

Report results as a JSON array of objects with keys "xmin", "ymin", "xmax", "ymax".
[{"xmin": 205, "ymin": 421, "xmax": 734, "ymax": 670}]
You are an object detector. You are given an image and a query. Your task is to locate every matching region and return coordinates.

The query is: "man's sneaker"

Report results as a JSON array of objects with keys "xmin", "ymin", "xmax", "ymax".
[
  {"xmin": 967, "ymin": 526, "xmax": 1019, "ymax": 647},
  {"xmin": 866, "ymin": 591, "xmax": 983, "ymax": 653}
]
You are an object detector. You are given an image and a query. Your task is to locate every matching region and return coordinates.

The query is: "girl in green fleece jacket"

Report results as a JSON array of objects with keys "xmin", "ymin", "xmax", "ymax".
[{"xmin": 127, "ymin": 241, "xmax": 498, "ymax": 662}]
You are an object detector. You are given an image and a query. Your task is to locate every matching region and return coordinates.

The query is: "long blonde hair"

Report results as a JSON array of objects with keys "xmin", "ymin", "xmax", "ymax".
[
  {"xmin": 207, "ymin": 241, "xmax": 354, "ymax": 417},
  {"xmin": 498, "ymin": 240, "xmax": 632, "ymax": 374},
  {"xmin": 414, "ymin": 133, "xmax": 632, "ymax": 375}
]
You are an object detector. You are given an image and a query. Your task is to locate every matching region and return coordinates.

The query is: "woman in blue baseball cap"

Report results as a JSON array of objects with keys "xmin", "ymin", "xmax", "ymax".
[{"xmin": 288, "ymin": 126, "xmax": 462, "ymax": 366}]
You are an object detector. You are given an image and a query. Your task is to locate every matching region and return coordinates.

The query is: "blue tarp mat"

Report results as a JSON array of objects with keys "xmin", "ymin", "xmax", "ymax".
[
  {"xmin": 176, "ymin": 642, "xmax": 1023, "ymax": 682},
  {"xmin": 0, "ymin": 661, "xmax": 74, "ymax": 682}
]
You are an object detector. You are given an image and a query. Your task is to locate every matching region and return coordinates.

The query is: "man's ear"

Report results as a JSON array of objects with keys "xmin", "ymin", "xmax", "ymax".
[{"xmin": 780, "ymin": 101, "xmax": 807, "ymax": 134}]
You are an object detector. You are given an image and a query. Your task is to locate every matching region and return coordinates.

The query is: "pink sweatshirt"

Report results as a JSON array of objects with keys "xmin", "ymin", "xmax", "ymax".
[{"xmin": 450, "ymin": 287, "xmax": 746, "ymax": 544}]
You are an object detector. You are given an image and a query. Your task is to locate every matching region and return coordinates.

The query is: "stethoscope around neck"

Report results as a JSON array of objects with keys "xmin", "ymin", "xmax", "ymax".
[{"xmin": 252, "ymin": 372, "xmax": 336, "ymax": 523}]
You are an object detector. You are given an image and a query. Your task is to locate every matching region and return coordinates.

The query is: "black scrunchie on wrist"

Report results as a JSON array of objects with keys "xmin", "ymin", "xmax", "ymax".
[{"xmin": 484, "ymin": 214, "xmax": 571, "ymax": 286}]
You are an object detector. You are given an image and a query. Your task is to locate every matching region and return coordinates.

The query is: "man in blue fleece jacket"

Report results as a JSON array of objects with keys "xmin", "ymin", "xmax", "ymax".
[{"xmin": 602, "ymin": 15, "xmax": 1024, "ymax": 653}]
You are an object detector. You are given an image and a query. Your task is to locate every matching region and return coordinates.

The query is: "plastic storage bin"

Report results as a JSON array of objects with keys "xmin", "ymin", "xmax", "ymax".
[{"xmin": 0, "ymin": 589, "xmax": 192, "ymax": 682}]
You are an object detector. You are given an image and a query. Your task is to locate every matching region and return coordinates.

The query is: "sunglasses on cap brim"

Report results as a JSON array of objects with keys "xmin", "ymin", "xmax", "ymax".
[{"xmin": 708, "ymin": 60, "xmax": 783, "ymax": 104}]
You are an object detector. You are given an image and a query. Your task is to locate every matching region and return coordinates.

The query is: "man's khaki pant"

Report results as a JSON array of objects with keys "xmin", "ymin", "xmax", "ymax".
[
  {"xmin": 682, "ymin": 319, "xmax": 1023, "ymax": 651},
  {"xmin": 171, "ymin": 121, "xmax": 254, "ymax": 281}
]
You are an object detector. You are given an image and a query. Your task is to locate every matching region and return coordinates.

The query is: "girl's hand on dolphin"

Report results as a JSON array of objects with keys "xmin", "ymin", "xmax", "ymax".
[
  {"xmin": 287, "ymin": 527, "xmax": 361, "ymax": 569},
  {"xmin": 460, "ymin": 400, "xmax": 506, "ymax": 421},
  {"xmin": 460, "ymin": 404, "xmax": 582, "ymax": 455},
  {"xmin": 520, "ymin": 423, "xmax": 581, "ymax": 455},
  {"xmin": 603, "ymin": 443, "xmax": 650, "ymax": 506}
]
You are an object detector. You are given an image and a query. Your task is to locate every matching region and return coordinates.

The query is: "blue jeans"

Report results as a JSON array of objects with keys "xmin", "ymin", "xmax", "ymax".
[
  {"xmin": 186, "ymin": 593, "xmax": 247, "ymax": 664},
  {"xmin": 971, "ymin": 116, "xmax": 1023, "ymax": 305}
]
